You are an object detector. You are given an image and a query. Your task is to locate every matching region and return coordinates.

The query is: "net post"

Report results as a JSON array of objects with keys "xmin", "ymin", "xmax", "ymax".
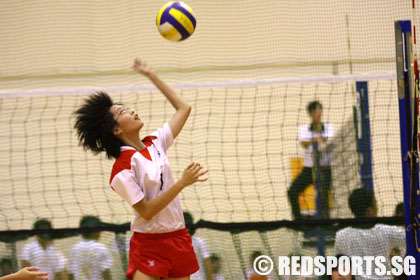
[
  {"xmin": 395, "ymin": 20, "xmax": 420, "ymax": 278},
  {"xmin": 355, "ymin": 81, "xmax": 374, "ymax": 190}
]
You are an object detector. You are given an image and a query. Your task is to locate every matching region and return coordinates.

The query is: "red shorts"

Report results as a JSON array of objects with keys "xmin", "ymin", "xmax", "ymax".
[{"xmin": 126, "ymin": 228, "xmax": 199, "ymax": 279}]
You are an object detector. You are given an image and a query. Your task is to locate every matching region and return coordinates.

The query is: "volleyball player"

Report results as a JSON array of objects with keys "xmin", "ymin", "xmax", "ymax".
[
  {"xmin": 74, "ymin": 58, "xmax": 208, "ymax": 280},
  {"xmin": 68, "ymin": 216, "xmax": 112, "ymax": 280}
]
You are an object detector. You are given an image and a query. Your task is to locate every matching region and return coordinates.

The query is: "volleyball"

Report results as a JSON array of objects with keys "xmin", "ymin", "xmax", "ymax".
[{"xmin": 156, "ymin": 1, "xmax": 196, "ymax": 42}]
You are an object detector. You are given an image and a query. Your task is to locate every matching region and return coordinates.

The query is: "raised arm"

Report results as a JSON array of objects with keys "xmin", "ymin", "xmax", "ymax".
[{"xmin": 132, "ymin": 58, "xmax": 192, "ymax": 139}]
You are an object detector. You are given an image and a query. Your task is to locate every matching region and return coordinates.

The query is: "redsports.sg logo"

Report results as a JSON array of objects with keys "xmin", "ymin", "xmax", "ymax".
[{"xmin": 253, "ymin": 255, "xmax": 416, "ymax": 277}]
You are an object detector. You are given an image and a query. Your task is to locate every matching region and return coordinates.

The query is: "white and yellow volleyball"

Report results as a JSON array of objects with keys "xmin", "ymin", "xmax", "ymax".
[{"xmin": 156, "ymin": 1, "xmax": 196, "ymax": 42}]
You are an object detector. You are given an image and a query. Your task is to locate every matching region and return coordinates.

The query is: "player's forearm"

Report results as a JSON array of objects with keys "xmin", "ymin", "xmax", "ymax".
[
  {"xmin": 148, "ymin": 73, "xmax": 190, "ymax": 111},
  {"xmin": 135, "ymin": 180, "xmax": 186, "ymax": 220}
]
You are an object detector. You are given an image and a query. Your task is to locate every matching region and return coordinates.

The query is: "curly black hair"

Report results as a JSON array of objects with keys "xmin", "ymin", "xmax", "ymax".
[{"xmin": 74, "ymin": 92, "xmax": 124, "ymax": 159}]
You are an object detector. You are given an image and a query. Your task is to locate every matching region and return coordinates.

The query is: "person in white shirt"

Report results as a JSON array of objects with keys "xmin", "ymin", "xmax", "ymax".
[
  {"xmin": 68, "ymin": 216, "xmax": 112, "ymax": 280},
  {"xmin": 184, "ymin": 212, "xmax": 212, "ymax": 280},
  {"xmin": 20, "ymin": 219, "xmax": 66, "ymax": 280},
  {"xmin": 287, "ymin": 101, "xmax": 334, "ymax": 220},
  {"xmin": 335, "ymin": 188, "xmax": 406, "ymax": 280},
  {"xmin": 74, "ymin": 58, "xmax": 208, "ymax": 280}
]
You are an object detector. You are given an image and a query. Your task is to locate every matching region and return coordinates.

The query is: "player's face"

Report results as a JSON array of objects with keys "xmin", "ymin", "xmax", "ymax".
[
  {"xmin": 110, "ymin": 104, "xmax": 144, "ymax": 135},
  {"xmin": 331, "ymin": 269, "xmax": 352, "ymax": 280}
]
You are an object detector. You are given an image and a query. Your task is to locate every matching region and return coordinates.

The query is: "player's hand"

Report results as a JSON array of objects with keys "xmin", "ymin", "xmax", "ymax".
[
  {"xmin": 132, "ymin": 58, "xmax": 155, "ymax": 77},
  {"xmin": 180, "ymin": 162, "xmax": 208, "ymax": 187},
  {"xmin": 15, "ymin": 267, "xmax": 48, "ymax": 280}
]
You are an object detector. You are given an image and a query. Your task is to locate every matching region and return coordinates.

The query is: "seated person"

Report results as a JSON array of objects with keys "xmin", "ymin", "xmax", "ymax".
[
  {"xmin": 20, "ymin": 219, "xmax": 66, "ymax": 280},
  {"xmin": 328, "ymin": 254, "xmax": 355, "ymax": 280},
  {"xmin": 335, "ymin": 188, "xmax": 405, "ymax": 280},
  {"xmin": 68, "ymin": 216, "xmax": 112, "ymax": 280}
]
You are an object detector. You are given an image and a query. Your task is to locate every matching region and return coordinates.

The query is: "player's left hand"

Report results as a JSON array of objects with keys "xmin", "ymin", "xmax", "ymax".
[{"xmin": 132, "ymin": 58, "xmax": 155, "ymax": 77}]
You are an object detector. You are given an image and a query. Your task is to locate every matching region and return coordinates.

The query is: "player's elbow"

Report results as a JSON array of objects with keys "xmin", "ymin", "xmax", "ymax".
[
  {"xmin": 137, "ymin": 208, "xmax": 155, "ymax": 220},
  {"xmin": 141, "ymin": 210, "xmax": 155, "ymax": 220},
  {"xmin": 183, "ymin": 104, "xmax": 192, "ymax": 116}
]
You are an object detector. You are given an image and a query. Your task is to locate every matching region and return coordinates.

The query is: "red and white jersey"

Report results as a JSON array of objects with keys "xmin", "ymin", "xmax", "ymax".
[{"xmin": 110, "ymin": 122, "xmax": 184, "ymax": 233}]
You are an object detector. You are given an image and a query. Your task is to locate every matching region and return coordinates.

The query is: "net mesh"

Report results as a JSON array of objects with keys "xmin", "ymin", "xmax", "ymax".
[
  {"xmin": 0, "ymin": 75, "xmax": 401, "ymax": 279},
  {"xmin": 0, "ymin": 0, "xmax": 413, "ymax": 278},
  {"xmin": 0, "ymin": 0, "xmax": 414, "ymax": 89}
]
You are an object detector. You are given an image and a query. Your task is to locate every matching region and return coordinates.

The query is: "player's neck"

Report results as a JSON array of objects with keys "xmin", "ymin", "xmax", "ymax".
[
  {"xmin": 122, "ymin": 134, "xmax": 146, "ymax": 151},
  {"xmin": 37, "ymin": 240, "xmax": 50, "ymax": 250}
]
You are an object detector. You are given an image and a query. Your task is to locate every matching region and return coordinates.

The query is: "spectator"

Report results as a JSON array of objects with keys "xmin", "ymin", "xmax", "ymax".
[
  {"xmin": 328, "ymin": 254, "xmax": 355, "ymax": 280},
  {"xmin": 20, "ymin": 219, "xmax": 66, "ymax": 280},
  {"xmin": 0, "ymin": 259, "xmax": 14, "ymax": 276},
  {"xmin": 209, "ymin": 254, "xmax": 225, "ymax": 280},
  {"xmin": 184, "ymin": 212, "xmax": 212, "ymax": 280},
  {"xmin": 335, "ymin": 188, "xmax": 405, "ymax": 280},
  {"xmin": 245, "ymin": 251, "xmax": 273, "ymax": 280},
  {"xmin": 68, "ymin": 216, "xmax": 112, "ymax": 280},
  {"xmin": 394, "ymin": 202, "xmax": 404, "ymax": 217}
]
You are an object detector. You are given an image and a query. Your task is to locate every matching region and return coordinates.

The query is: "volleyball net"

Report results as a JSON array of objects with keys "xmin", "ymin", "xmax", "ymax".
[
  {"xmin": 0, "ymin": 0, "xmax": 417, "ymax": 278},
  {"xmin": 0, "ymin": 73, "xmax": 404, "ymax": 279}
]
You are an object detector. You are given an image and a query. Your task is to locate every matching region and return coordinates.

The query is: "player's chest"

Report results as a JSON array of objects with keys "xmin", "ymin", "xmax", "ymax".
[{"xmin": 137, "ymin": 146, "xmax": 171, "ymax": 187}]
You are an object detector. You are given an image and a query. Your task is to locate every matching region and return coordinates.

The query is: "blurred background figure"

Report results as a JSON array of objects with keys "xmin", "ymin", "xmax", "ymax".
[
  {"xmin": 20, "ymin": 219, "xmax": 67, "ymax": 280},
  {"xmin": 184, "ymin": 212, "xmax": 212, "ymax": 280},
  {"xmin": 208, "ymin": 254, "xmax": 224, "ymax": 280},
  {"xmin": 0, "ymin": 259, "xmax": 14, "ymax": 277},
  {"xmin": 68, "ymin": 216, "xmax": 112, "ymax": 280}
]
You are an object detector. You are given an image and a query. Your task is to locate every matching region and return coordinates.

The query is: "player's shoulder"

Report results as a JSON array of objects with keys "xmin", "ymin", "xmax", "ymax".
[
  {"xmin": 110, "ymin": 147, "xmax": 139, "ymax": 182},
  {"xmin": 192, "ymin": 234, "xmax": 203, "ymax": 242},
  {"xmin": 86, "ymin": 240, "xmax": 110, "ymax": 252},
  {"xmin": 336, "ymin": 226, "xmax": 357, "ymax": 237},
  {"xmin": 192, "ymin": 235, "xmax": 207, "ymax": 246},
  {"xmin": 113, "ymin": 148, "xmax": 137, "ymax": 167},
  {"xmin": 374, "ymin": 223, "xmax": 404, "ymax": 232},
  {"xmin": 93, "ymin": 241, "xmax": 110, "ymax": 251},
  {"xmin": 70, "ymin": 241, "xmax": 83, "ymax": 252},
  {"xmin": 23, "ymin": 240, "xmax": 38, "ymax": 250}
]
